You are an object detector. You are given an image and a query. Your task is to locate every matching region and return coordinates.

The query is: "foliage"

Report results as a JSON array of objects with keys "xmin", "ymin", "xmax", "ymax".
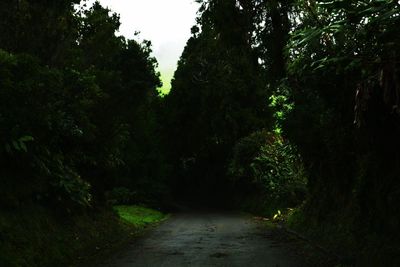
[
  {"xmin": 0, "ymin": 206, "xmax": 136, "ymax": 267},
  {"xmin": 2, "ymin": 0, "xmax": 400, "ymax": 264},
  {"xmin": 0, "ymin": 1, "xmax": 168, "ymax": 211},
  {"xmin": 279, "ymin": 0, "xmax": 400, "ymax": 263},
  {"xmin": 106, "ymin": 187, "xmax": 137, "ymax": 205},
  {"xmin": 229, "ymin": 130, "xmax": 307, "ymax": 214},
  {"xmin": 164, "ymin": 0, "xmax": 270, "ymax": 202},
  {"xmin": 269, "ymin": 82, "xmax": 294, "ymax": 134},
  {"xmin": 113, "ymin": 205, "xmax": 167, "ymax": 228},
  {"xmin": 188, "ymin": 0, "xmax": 400, "ymax": 262},
  {"xmin": 0, "ymin": 0, "xmax": 81, "ymax": 66},
  {"xmin": 0, "ymin": 50, "xmax": 98, "ymax": 208}
]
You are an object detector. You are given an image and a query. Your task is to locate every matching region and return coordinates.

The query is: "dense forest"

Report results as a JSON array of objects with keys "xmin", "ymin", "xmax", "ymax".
[{"xmin": 1, "ymin": 0, "xmax": 400, "ymax": 266}]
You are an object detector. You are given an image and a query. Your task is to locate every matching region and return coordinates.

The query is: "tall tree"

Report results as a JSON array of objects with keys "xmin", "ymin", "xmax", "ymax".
[
  {"xmin": 164, "ymin": 0, "xmax": 269, "ymax": 202},
  {"xmin": 0, "ymin": 0, "xmax": 81, "ymax": 65}
]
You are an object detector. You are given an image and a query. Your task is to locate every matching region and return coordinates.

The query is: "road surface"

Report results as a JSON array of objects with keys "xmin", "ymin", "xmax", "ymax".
[{"xmin": 96, "ymin": 211, "xmax": 304, "ymax": 267}]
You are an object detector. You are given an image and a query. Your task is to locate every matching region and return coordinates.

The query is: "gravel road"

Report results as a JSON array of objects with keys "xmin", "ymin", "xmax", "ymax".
[{"xmin": 95, "ymin": 211, "xmax": 304, "ymax": 267}]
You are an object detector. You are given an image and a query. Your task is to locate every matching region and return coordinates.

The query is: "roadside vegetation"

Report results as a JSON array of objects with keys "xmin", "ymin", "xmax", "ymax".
[
  {"xmin": 164, "ymin": 0, "xmax": 400, "ymax": 265},
  {"xmin": 0, "ymin": 204, "xmax": 166, "ymax": 267},
  {"xmin": 113, "ymin": 205, "xmax": 168, "ymax": 228},
  {"xmin": 0, "ymin": 1, "xmax": 169, "ymax": 266}
]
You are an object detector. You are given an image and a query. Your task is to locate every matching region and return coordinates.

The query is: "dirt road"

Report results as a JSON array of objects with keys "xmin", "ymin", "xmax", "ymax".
[{"xmin": 96, "ymin": 211, "xmax": 304, "ymax": 267}]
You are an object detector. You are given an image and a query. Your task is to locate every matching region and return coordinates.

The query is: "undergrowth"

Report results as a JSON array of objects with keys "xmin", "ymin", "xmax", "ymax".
[
  {"xmin": 0, "ymin": 204, "xmax": 167, "ymax": 267},
  {"xmin": 286, "ymin": 207, "xmax": 400, "ymax": 266}
]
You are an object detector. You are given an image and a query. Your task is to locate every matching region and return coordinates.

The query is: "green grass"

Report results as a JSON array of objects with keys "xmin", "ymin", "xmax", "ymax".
[{"xmin": 113, "ymin": 205, "xmax": 168, "ymax": 228}]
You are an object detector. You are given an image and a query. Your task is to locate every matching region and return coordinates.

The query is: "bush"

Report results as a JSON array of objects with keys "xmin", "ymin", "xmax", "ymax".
[
  {"xmin": 229, "ymin": 130, "xmax": 307, "ymax": 214},
  {"xmin": 106, "ymin": 187, "xmax": 137, "ymax": 205},
  {"xmin": 0, "ymin": 50, "xmax": 96, "ymax": 209}
]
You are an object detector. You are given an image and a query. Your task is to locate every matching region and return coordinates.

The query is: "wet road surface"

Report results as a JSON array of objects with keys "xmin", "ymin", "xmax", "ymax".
[{"xmin": 96, "ymin": 212, "xmax": 304, "ymax": 267}]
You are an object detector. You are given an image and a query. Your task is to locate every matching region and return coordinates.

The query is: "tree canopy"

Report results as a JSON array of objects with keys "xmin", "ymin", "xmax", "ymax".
[{"xmin": 1, "ymin": 0, "xmax": 400, "ymax": 265}]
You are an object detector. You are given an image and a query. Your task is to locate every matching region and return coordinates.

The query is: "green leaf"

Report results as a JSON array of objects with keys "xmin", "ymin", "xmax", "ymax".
[
  {"xmin": 19, "ymin": 136, "xmax": 34, "ymax": 142},
  {"xmin": 12, "ymin": 141, "xmax": 20, "ymax": 151},
  {"xmin": 19, "ymin": 141, "xmax": 27, "ymax": 152}
]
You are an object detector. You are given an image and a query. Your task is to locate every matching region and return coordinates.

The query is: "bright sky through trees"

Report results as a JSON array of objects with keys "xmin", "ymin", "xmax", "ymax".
[{"xmin": 84, "ymin": 0, "xmax": 200, "ymax": 94}]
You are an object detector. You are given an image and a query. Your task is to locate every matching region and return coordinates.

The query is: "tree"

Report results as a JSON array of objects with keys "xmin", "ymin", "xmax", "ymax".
[
  {"xmin": 281, "ymin": 0, "xmax": 400, "ymax": 263},
  {"xmin": 0, "ymin": 1, "xmax": 167, "ymax": 209},
  {"xmin": 164, "ymin": 0, "xmax": 269, "ymax": 203},
  {"xmin": 0, "ymin": 0, "xmax": 81, "ymax": 66}
]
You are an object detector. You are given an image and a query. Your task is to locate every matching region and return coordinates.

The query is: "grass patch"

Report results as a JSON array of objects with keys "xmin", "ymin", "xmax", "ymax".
[{"xmin": 113, "ymin": 205, "xmax": 168, "ymax": 228}]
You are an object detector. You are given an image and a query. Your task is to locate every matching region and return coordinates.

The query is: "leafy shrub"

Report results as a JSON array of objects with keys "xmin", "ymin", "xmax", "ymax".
[
  {"xmin": 0, "ymin": 50, "xmax": 95, "ymax": 208},
  {"xmin": 229, "ymin": 130, "xmax": 307, "ymax": 212},
  {"xmin": 106, "ymin": 187, "xmax": 137, "ymax": 205}
]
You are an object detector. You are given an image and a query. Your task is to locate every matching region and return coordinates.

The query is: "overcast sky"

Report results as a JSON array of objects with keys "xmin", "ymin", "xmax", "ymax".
[{"xmin": 84, "ymin": 0, "xmax": 200, "ymax": 93}]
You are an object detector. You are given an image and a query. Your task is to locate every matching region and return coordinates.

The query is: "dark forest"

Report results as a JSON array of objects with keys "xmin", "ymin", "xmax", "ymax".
[{"xmin": 1, "ymin": 0, "xmax": 400, "ymax": 266}]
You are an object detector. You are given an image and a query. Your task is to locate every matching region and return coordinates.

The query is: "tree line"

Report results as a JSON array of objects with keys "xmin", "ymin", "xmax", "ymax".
[
  {"xmin": 0, "ymin": 0, "xmax": 169, "ymax": 211},
  {"xmin": 166, "ymin": 0, "xmax": 400, "ymax": 264},
  {"xmin": 1, "ymin": 0, "xmax": 400, "ymax": 264}
]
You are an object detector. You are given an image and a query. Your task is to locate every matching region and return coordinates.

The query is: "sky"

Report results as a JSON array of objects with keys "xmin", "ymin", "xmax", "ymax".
[{"xmin": 84, "ymin": 0, "xmax": 200, "ymax": 94}]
